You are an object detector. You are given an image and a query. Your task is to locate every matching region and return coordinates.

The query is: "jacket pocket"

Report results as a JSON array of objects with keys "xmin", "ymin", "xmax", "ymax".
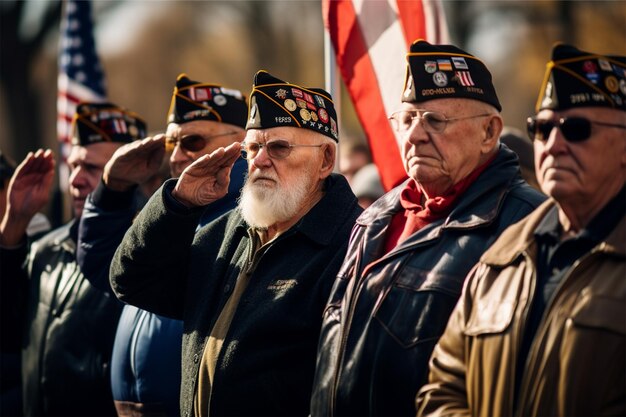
[
  {"xmin": 373, "ymin": 265, "xmax": 465, "ymax": 348},
  {"xmin": 569, "ymin": 292, "xmax": 625, "ymax": 335}
]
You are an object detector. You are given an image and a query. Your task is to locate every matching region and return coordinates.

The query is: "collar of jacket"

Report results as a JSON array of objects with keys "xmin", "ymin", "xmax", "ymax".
[
  {"xmin": 356, "ymin": 144, "xmax": 521, "ymax": 230},
  {"xmin": 236, "ymin": 173, "xmax": 360, "ymax": 246},
  {"xmin": 36, "ymin": 219, "xmax": 77, "ymax": 253},
  {"xmin": 482, "ymin": 199, "xmax": 626, "ymax": 267}
]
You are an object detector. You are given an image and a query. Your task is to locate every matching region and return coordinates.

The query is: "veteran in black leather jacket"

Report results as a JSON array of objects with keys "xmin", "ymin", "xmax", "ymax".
[
  {"xmin": 0, "ymin": 102, "xmax": 146, "ymax": 417},
  {"xmin": 311, "ymin": 144, "xmax": 545, "ymax": 416},
  {"xmin": 8, "ymin": 221, "xmax": 121, "ymax": 416},
  {"xmin": 310, "ymin": 40, "xmax": 546, "ymax": 417}
]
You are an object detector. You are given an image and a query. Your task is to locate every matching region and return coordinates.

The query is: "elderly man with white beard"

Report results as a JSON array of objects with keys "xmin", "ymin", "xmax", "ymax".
[{"xmin": 109, "ymin": 70, "xmax": 362, "ymax": 417}]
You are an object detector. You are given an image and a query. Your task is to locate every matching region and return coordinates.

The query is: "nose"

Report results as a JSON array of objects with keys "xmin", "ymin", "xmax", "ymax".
[
  {"xmin": 170, "ymin": 143, "xmax": 191, "ymax": 163},
  {"xmin": 69, "ymin": 164, "xmax": 87, "ymax": 190},
  {"xmin": 542, "ymin": 125, "xmax": 569, "ymax": 156},
  {"xmin": 250, "ymin": 146, "xmax": 273, "ymax": 169},
  {"xmin": 404, "ymin": 118, "xmax": 430, "ymax": 145}
]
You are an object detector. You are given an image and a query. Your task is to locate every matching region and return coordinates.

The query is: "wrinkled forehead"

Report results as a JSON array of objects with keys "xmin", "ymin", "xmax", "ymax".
[
  {"xmin": 67, "ymin": 142, "xmax": 121, "ymax": 165},
  {"xmin": 244, "ymin": 126, "xmax": 304, "ymax": 143},
  {"xmin": 166, "ymin": 119, "xmax": 239, "ymax": 137},
  {"xmin": 537, "ymin": 106, "xmax": 626, "ymax": 123},
  {"xmin": 398, "ymin": 97, "xmax": 484, "ymax": 113}
]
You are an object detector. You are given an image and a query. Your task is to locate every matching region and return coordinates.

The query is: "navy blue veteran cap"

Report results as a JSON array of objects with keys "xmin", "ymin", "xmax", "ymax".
[
  {"xmin": 246, "ymin": 70, "xmax": 339, "ymax": 142},
  {"xmin": 402, "ymin": 39, "xmax": 502, "ymax": 111},
  {"xmin": 167, "ymin": 74, "xmax": 247, "ymax": 127},
  {"xmin": 536, "ymin": 43, "xmax": 626, "ymax": 112},
  {"xmin": 71, "ymin": 102, "xmax": 147, "ymax": 146}
]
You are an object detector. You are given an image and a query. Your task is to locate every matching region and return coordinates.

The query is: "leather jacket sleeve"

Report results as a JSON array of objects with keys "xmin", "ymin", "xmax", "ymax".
[
  {"xmin": 416, "ymin": 265, "xmax": 481, "ymax": 417},
  {"xmin": 0, "ymin": 244, "xmax": 28, "ymax": 353}
]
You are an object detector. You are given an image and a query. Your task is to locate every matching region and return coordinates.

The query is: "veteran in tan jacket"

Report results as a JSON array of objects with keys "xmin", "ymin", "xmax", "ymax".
[{"xmin": 417, "ymin": 43, "xmax": 626, "ymax": 417}]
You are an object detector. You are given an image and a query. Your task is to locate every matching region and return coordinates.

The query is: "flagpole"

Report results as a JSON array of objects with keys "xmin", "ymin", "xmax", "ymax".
[{"xmin": 324, "ymin": 30, "xmax": 341, "ymax": 172}]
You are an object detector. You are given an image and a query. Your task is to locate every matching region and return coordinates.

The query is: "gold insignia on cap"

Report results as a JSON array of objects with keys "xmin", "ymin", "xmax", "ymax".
[
  {"xmin": 605, "ymin": 76, "xmax": 619, "ymax": 93},
  {"xmin": 300, "ymin": 108, "xmax": 311, "ymax": 121},
  {"xmin": 284, "ymin": 99, "xmax": 297, "ymax": 111}
]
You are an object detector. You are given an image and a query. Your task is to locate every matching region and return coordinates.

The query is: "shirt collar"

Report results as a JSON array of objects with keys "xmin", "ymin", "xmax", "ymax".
[{"xmin": 534, "ymin": 186, "xmax": 626, "ymax": 245}]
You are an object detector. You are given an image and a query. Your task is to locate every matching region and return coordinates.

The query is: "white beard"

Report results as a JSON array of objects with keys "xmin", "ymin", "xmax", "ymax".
[{"xmin": 238, "ymin": 168, "xmax": 314, "ymax": 228}]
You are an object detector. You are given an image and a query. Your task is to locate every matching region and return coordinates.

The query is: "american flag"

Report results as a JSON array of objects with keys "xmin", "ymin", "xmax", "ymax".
[
  {"xmin": 324, "ymin": 0, "xmax": 449, "ymax": 190},
  {"xmin": 57, "ymin": 0, "xmax": 106, "ymax": 152}
]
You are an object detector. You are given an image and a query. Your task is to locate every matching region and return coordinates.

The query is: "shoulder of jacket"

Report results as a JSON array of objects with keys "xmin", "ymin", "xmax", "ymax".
[{"xmin": 481, "ymin": 200, "xmax": 555, "ymax": 265}]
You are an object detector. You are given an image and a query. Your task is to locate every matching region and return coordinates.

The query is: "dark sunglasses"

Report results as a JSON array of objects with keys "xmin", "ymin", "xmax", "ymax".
[
  {"xmin": 526, "ymin": 116, "xmax": 626, "ymax": 143},
  {"xmin": 240, "ymin": 140, "xmax": 323, "ymax": 160},
  {"xmin": 165, "ymin": 131, "xmax": 239, "ymax": 153}
]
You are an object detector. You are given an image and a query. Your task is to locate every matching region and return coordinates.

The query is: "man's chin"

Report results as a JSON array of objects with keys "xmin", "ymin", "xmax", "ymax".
[{"xmin": 72, "ymin": 199, "xmax": 85, "ymax": 218}]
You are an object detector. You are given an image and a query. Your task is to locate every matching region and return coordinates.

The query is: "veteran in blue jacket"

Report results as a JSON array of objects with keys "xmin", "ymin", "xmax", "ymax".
[
  {"xmin": 77, "ymin": 74, "xmax": 249, "ymax": 417},
  {"xmin": 109, "ymin": 71, "xmax": 362, "ymax": 417}
]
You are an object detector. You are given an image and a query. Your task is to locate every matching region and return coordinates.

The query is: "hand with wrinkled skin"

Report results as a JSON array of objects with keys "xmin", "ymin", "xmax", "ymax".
[
  {"xmin": 103, "ymin": 135, "xmax": 167, "ymax": 192},
  {"xmin": 172, "ymin": 142, "xmax": 242, "ymax": 208},
  {"xmin": 1, "ymin": 149, "xmax": 55, "ymax": 246}
]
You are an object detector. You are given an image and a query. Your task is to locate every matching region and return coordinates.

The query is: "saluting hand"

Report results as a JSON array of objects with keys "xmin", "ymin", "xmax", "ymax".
[
  {"xmin": 1, "ymin": 149, "xmax": 55, "ymax": 246},
  {"xmin": 172, "ymin": 142, "xmax": 241, "ymax": 207},
  {"xmin": 103, "ymin": 135, "xmax": 167, "ymax": 192}
]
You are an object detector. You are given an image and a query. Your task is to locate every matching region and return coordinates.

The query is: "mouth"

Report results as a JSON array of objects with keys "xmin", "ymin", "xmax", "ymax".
[
  {"xmin": 253, "ymin": 177, "xmax": 277, "ymax": 187},
  {"xmin": 409, "ymin": 154, "xmax": 439, "ymax": 165}
]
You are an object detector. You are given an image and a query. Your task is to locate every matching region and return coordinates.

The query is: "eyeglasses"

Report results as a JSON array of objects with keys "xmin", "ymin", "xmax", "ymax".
[
  {"xmin": 526, "ymin": 116, "xmax": 626, "ymax": 143},
  {"xmin": 165, "ymin": 131, "xmax": 239, "ymax": 153},
  {"xmin": 388, "ymin": 109, "xmax": 492, "ymax": 133},
  {"xmin": 240, "ymin": 140, "xmax": 324, "ymax": 160}
]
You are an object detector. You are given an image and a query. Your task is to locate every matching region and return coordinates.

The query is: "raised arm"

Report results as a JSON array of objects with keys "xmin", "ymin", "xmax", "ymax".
[
  {"xmin": 109, "ymin": 142, "xmax": 241, "ymax": 319},
  {"xmin": 77, "ymin": 135, "xmax": 167, "ymax": 291}
]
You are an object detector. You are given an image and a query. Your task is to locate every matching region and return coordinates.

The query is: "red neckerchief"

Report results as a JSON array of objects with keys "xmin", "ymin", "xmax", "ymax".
[{"xmin": 383, "ymin": 154, "xmax": 496, "ymax": 254}]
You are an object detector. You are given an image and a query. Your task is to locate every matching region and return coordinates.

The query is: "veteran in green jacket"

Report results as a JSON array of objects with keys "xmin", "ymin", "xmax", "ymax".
[{"xmin": 110, "ymin": 71, "xmax": 362, "ymax": 417}]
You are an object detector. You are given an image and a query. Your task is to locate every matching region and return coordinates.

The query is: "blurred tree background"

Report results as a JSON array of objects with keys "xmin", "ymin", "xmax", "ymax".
[{"xmin": 1, "ymin": 0, "xmax": 625, "ymax": 225}]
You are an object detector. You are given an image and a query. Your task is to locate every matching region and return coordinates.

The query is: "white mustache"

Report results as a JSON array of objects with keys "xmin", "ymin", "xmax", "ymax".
[{"xmin": 248, "ymin": 170, "xmax": 278, "ymax": 183}]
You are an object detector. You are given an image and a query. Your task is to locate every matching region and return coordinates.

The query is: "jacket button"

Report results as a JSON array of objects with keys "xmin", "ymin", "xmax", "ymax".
[
  {"xmin": 193, "ymin": 353, "xmax": 199, "ymax": 363},
  {"xmin": 223, "ymin": 284, "xmax": 231, "ymax": 294}
]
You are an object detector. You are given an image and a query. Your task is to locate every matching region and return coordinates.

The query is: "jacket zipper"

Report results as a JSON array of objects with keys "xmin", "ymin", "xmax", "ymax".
[
  {"xmin": 515, "ymin": 250, "xmax": 597, "ymax": 416},
  {"xmin": 510, "ymin": 251, "xmax": 536, "ymax": 417},
  {"xmin": 329, "ymin": 228, "xmax": 367, "ymax": 416},
  {"xmin": 327, "ymin": 230, "xmax": 434, "ymax": 415}
]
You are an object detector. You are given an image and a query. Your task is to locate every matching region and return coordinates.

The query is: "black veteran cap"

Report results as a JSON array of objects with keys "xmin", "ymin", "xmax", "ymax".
[
  {"xmin": 167, "ymin": 73, "xmax": 247, "ymax": 127},
  {"xmin": 536, "ymin": 43, "xmax": 626, "ymax": 112},
  {"xmin": 71, "ymin": 102, "xmax": 147, "ymax": 146},
  {"xmin": 402, "ymin": 39, "xmax": 502, "ymax": 111},
  {"xmin": 246, "ymin": 70, "xmax": 339, "ymax": 142}
]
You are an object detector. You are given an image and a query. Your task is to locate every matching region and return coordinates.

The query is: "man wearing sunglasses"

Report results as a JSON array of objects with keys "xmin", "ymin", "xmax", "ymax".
[
  {"xmin": 311, "ymin": 39, "xmax": 545, "ymax": 417},
  {"xmin": 109, "ymin": 70, "xmax": 362, "ymax": 417},
  {"xmin": 75, "ymin": 74, "xmax": 248, "ymax": 416},
  {"xmin": 417, "ymin": 43, "xmax": 626, "ymax": 417},
  {"xmin": 0, "ymin": 102, "xmax": 146, "ymax": 416}
]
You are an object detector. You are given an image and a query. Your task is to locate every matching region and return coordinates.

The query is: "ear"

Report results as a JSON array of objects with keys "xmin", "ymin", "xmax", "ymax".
[
  {"xmin": 481, "ymin": 115, "xmax": 503, "ymax": 154},
  {"xmin": 319, "ymin": 142, "xmax": 336, "ymax": 179}
]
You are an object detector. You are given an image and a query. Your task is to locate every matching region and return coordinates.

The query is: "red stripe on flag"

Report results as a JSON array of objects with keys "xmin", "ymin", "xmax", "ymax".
[
  {"xmin": 324, "ymin": 0, "xmax": 407, "ymax": 190},
  {"xmin": 396, "ymin": 0, "xmax": 427, "ymax": 45},
  {"xmin": 58, "ymin": 114, "xmax": 74, "ymax": 123},
  {"xmin": 58, "ymin": 90, "xmax": 83, "ymax": 105}
]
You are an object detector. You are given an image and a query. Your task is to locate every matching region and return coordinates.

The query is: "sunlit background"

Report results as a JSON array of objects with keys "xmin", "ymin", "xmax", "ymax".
[{"xmin": 1, "ymin": 0, "xmax": 625, "ymax": 225}]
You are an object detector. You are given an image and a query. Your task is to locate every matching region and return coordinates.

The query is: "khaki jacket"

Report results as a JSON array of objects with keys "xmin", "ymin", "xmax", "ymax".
[{"xmin": 417, "ymin": 200, "xmax": 626, "ymax": 417}]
